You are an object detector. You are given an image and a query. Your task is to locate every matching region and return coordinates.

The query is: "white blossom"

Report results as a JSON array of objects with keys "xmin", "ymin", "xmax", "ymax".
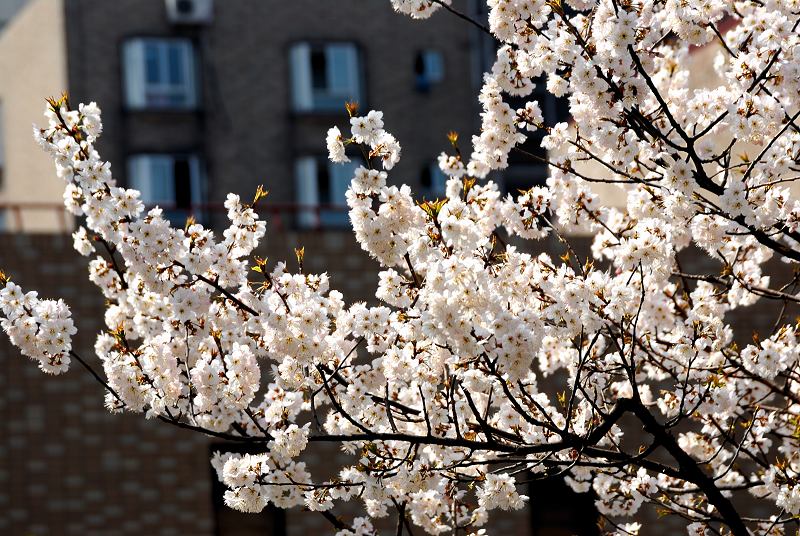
[{"xmin": 6, "ymin": 2, "xmax": 800, "ymax": 534}]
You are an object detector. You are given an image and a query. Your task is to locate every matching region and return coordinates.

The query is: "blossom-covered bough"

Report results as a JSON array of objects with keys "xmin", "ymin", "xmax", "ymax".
[{"xmin": 3, "ymin": 0, "xmax": 800, "ymax": 534}]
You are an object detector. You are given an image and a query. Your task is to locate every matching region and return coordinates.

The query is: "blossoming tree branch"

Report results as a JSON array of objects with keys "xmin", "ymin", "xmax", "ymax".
[{"xmin": 3, "ymin": 0, "xmax": 800, "ymax": 534}]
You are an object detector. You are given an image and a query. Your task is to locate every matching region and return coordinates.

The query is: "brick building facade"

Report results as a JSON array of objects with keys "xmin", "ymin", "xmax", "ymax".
[{"xmin": 0, "ymin": 0, "xmax": 485, "ymax": 232}]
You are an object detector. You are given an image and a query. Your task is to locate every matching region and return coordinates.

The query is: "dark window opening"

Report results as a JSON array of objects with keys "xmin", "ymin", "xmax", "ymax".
[
  {"xmin": 414, "ymin": 53, "xmax": 425, "ymax": 76},
  {"xmin": 414, "ymin": 50, "xmax": 444, "ymax": 93},
  {"xmin": 529, "ymin": 477, "xmax": 599, "ymax": 536},
  {"xmin": 176, "ymin": 0, "xmax": 194, "ymax": 15},
  {"xmin": 310, "ymin": 49, "xmax": 327, "ymax": 90},
  {"xmin": 420, "ymin": 166, "xmax": 432, "ymax": 190},
  {"xmin": 317, "ymin": 159, "xmax": 332, "ymax": 204},
  {"xmin": 419, "ymin": 162, "xmax": 446, "ymax": 199},
  {"xmin": 127, "ymin": 153, "xmax": 204, "ymax": 226},
  {"xmin": 174, "ymin": 157, "xmax": 192, "ymax": 210}
]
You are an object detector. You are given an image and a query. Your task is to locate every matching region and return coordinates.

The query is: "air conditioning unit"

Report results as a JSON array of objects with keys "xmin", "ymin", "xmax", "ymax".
[{"xmin": 165, "ymin": 0, "xmax": 213, "ymax": 25}]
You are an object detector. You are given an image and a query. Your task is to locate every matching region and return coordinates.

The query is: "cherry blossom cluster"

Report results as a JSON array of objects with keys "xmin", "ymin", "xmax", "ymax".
[
  {"xmin": 3, "ymin": 0, "xmax": 800, "ymax": 535},
  {"xmin": 0, "ymin": 277, "xmax": 76, "ymax": 374},
  {"xmin": 389, "ymin": 0, "xmax": 449, "ymax": 19}
]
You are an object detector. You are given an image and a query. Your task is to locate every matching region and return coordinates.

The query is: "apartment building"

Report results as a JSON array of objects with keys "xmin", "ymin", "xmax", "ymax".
[{"xmin": 0, "ymin": 0, "xmax": 485, "ymax": 232}]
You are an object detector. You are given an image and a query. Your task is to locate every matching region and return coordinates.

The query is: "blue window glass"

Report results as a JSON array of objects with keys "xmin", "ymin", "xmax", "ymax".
[
  {"xmin": 145, "ymin": 43, "xmax": 161, "ymax": 84},
  {"xmin": 123, "ymin": 38, "xmax": 198, "ymax": 110}
]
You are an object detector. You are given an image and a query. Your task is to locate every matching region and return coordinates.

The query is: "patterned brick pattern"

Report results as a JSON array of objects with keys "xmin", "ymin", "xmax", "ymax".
[{"xmin": 0, "ymin": 235, "xmax": 210, "ymax": 535}]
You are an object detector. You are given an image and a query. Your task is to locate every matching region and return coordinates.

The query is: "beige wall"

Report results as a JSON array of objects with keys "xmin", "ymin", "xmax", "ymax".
[
  {"xmin": 574, "ymin": 38, "xmax": 800, "ymax": 223},
  {"xmin": 0, "ymin": 0, "xmax": 69, "ymax": 233},
  {"xmin": 570, "ymin": 43, "xmax": 728, "ymax": 215}
]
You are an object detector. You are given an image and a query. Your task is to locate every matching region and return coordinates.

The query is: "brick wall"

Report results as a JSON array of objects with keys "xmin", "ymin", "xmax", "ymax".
[
  {"xmin": 0, "ymin": 234, "xmax": 213, "ymax": 535},
  {"xmin": 0, "ymin": 231, "xmax": 383, "ymax": 535},
  {"xmin": 0, "ymin": 229, "xmax": 539, "ymax": 535}
]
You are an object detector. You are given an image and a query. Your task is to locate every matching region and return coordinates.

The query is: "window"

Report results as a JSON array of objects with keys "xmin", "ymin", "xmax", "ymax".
[
  {"xmin": 529, "ymin": 478, "xmax": 599, "ymax": 535},
  {"xmin": 420, "ymin": 161, "xmax": 447, "ymax": 199},
  {"xmin": 123, "ymin": 38, "xmax": 198, "ymax": 110},
  {"xmin": 503, "ymin": 80, "xmax": 570, "ymax": 193},
  {"xmin": 472, "ymin": 32, "xmax": 571, "ymax": 193},
  {"xmin": 289, "ymin": 43, "xmax": 362, "ymax": 112},
  {"xmin": 294, "ymin": 156, "xmax": 360, "ymax": 228},
  {"xmin": 127, "ymin": 154, "xmax": 203, "ymax": 223},
  {"xmin": 414, "ymin": 50, "xmax": 445, "ymax": 92}
]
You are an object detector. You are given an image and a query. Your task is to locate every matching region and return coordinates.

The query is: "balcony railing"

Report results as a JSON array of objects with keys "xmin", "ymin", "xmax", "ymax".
[{"xmin": 0, "ymin": 202, "xmax": 351, "ymax": 233}]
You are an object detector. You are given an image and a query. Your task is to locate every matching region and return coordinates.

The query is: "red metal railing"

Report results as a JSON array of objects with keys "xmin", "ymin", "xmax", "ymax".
[
  {"xmin": 0, "ymin": 202, "xmax": 350, "ymax": 234},
  {"xmin": 0, "ymin": 202, "xmax": 71, "ymax": 232}
]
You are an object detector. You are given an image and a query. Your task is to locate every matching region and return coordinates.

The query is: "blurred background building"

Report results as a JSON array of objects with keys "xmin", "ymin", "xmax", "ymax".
[{"xmin": 0, "ymin": 1, "xmax": 590, "ymax": 535}]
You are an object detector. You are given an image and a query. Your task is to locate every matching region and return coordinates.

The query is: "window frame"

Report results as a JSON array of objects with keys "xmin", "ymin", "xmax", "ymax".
[
  {"xmin": 122, "ymin": 37, "xmax": 199, "ymax": 111},
  {"xmin": 288, "ymin": 41, "xmax": 365, "ymax": 114},
  {"xmin": 419, "ymin": 160, "xmax": 448, "ymax": 199},
  {"xmin": 415, "ymin": 49, "xmax": 445, "ymax": 92},
  {"xmin": 126, "ymin": 152, "xmax": 205, "ymax": 224},
  {"xmin": 294, "ymin": 155, "xmax": 360, "ymax": 229}
]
